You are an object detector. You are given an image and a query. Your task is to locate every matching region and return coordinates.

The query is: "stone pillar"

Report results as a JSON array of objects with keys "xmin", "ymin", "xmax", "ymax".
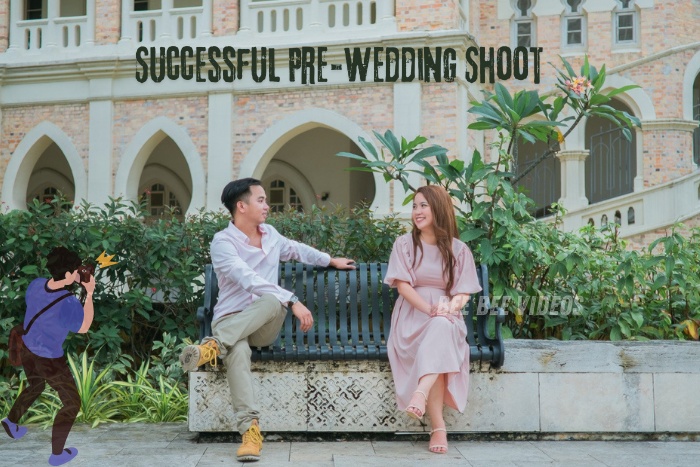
[
  {"xmin": 639, "ymin": 119, "xmax": 699, "ymax": 186},
  {"xmin": 392, "ymin": 82, "xmax": 422, "ymax": 215},
  {"xmin": 200, "ymin": 0, "xmax": 212, "ymax": 37},
  {"xmin": 556, "ymin": 150, "xmax": 589, "ymax": 212},
  {"xmin": 118, "ymin": 0, "xmax": 132, "ymax": 45},
  {"xmin": 87, "ymin": 79, "xmax": 114, "ymax": 207},
  {"xmin": 159, "ymin": 0, "xmax": 173, "ymax": 41},
  {"xmin": 45, "ymin": 0, "xmax": 59, "ymax": 48},
  {"xmin": 378, "ymin": 0, "xmax": 396, "ymax": 32},
  {"xmin": 308, "ymin": 0, "xmax": 322, "ymax": 32},
  {"xmin": 237, "ymin": 0, "xmax": 251, "ymax": 35},
  {"xmin": 95, "ymin": 0, "xmax": 120, "ymax": 45},
  {"xmin": 7, "ymin": 0, "xmax": 20, "ymax": 52},
  {"xmin": 84, "ymin": 0, "xmax": 95, "ymax": 46},
  {"xmin": 207, "ymin": 93, "xmax": 233, "ymax": 211}
]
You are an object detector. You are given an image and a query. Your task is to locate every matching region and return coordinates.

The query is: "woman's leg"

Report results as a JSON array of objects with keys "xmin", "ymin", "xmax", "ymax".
[
  {"xmin": 406, "ymin": 373, "xmax": 439, "ymax": 418},
  {"xmin": 426, "ymin": 374, "xmax": 448, "ymax": 453}
]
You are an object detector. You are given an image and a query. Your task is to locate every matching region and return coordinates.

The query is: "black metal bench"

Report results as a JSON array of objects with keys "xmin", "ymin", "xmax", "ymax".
[{"xmin": 197, "ymin": 262, "xmax": 505, "ymax": 367}]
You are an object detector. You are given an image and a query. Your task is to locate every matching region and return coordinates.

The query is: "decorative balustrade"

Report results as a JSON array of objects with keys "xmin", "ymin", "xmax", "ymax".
[
  {"xmin": 240, "ymin": 0, "xmax": 395, "ymax": 35},
  {"xmin": 8, "ymin": 0, "xmax": 94, "ymax": 53},
  {"xmin": 559, "ymin": 170, "xmax": 700, "ymax": 238},
  {"xmin": 12, "ymin": 16, "xmax": 88, "ymax": 51},
  {"xmin": 128, "ymin": 4, "xmax": 209, "ymax": 44}
]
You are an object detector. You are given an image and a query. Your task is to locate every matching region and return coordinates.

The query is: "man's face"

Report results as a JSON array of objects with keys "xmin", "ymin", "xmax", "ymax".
[{"xmin": 237, "ymin": 185, "xmax": 269, "ymax": 225}]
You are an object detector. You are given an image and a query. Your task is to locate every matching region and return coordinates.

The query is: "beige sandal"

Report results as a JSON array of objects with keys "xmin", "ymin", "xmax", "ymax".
[
  {"xmin": 429, "ymin": 427, "xmax": 448, "ymax": 453},
  {"xmin": 405, "ymin": 390, "xmax": 428, "ymax": 421}
]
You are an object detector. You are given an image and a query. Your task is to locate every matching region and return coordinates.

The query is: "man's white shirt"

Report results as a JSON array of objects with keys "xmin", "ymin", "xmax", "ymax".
[{"xmin": 210, "ymin": 221, "xmax": 331, "ymax": 321}]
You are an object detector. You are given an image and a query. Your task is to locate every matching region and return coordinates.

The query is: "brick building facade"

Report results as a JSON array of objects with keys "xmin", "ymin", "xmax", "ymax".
[{"xmin": 0, "ymin": 0, "xmax": 698, "ymax": 245}]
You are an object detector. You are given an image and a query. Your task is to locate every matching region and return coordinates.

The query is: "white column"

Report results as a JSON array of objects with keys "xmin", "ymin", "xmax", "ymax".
[
  {"xmin": 378, "ymin": 0, "xmax": 396, "ymax": 31},
  {"xmin": 308, "ymin": 0, "xmax": 322, "ymax": 31},
  {"xmin": 45, "ymin": 0, "xmax": 59, "ymax": 48},
  {"xmin": 7, "ymin": 0, "xmax": 22, "ymax": 52},
  {"xmin": 201, "ymin": 0, "xmax": 213, "ymax": 37},
  {"xmin": 207, "ymin": 93, "xmax": 233, "ymax": 211},
  {"xmin": 634, "ymin": 128, "xmax": 644, "ymax": 192},
  {"xmin": 238, "ymin": 0, "xmax": 252, "ymax": 35},
  {"xmin": 160, "ymin": 0, "xmax": 173, "ymax": 41},
  {"xmin": 119, "ymin": 0, "xmax": 132, "ymax": 44},
  {"xmin": 88, "ymin": 91, "xmax": 114, "ymax": 207},
  {"xmin": 84, "ymin": 0, "xmax": 96, "ymax": 46},
  {"xmin": 392, "ymin": 82, "xmax": 422, "ymax": 214},
  {"xmin": 557, "ymin": 150, "xmax": 589, "ymax": 212}
]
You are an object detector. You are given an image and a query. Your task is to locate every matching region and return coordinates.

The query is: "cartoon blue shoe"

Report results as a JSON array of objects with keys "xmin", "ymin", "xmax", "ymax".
[
  {"xmin": 1, "ymin": 417, "xmax": 28, "ymax": 440},
  {"xmin": 48, "ymin": 447, "xmax": 78, "ymax": 466}
]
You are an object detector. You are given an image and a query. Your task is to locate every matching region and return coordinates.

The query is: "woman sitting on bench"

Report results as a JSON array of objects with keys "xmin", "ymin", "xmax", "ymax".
[{"xmin": 384, "ymin": 185, "xmax": 482, "ymax": 454}]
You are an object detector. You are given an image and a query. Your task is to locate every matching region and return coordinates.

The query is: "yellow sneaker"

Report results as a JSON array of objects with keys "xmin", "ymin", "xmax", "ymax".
[
  {"xmin": 236, "ymin": 420, "xmax": 263, "ymax": 462},
  {"xmin": 179, "ymin": 338, "xmax": 220, "ymax": 372}
]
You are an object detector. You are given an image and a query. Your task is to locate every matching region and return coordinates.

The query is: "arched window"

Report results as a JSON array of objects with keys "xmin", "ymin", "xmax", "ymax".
[
  {"xmin": 513, "ymin": 136, "xmax": 561, "ymax": 218},
  {"xmin": 693, "ymin": 73, "xmax": 700, "ymax": 166},
  {"xmin": 585, "ymin": 99, "xmax": 637, "ymax": 204},
  {"xmin": 562, "ymin": 0, "xmax": 586, "ymax": 49},
  {"xmin": 141, "ymin": 183, "xmax": 181, "ymax": 216},
  {"xmin": 601, "ymin": 214, "xmax": 608, "ymax": 226},
  {"xmin": 512, "ymin": 0, "xmax": 536, "ymax": 48},
  {"xmin": 614, "ymin": 210, "xmax": 622, "ymax": 225},
  {"xmin": 614, "ymin": 0, "xmax": 638, "ymax": 46},
  {"xmin": 268, "ymin": 179, "xmax": 303, "ymax": 213},
  {"xmin": 627, "ymin": 207, "xmax": 635, "ymax": 224}
]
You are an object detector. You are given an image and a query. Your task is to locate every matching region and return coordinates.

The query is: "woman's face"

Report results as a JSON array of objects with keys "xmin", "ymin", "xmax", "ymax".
[{"xmin": 412, "ymin": 192, "xmax": 433, "ymax": 231}]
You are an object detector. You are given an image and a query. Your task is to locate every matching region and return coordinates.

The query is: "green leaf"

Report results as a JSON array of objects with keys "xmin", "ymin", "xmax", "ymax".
[
  {"xmin": 460, "ymin": 228, "xmax": 487, "ymax": 242},
  {"xmin": 357, "ymin": 136, "xmax": 379, "ymax": 159},
  {"xmin": 560, "ymin": 55, "xmax": 576, "ymax": 78},
  {"xmin": 605, "ymin": 84, "xmax": 640, "ymax": 98},
  {"xmin": 610, "ymin": 325, "xmax": 622, "ymax": 341},
  {"xmin": 336, "ymin": 151, "xmax": 369, "ymax": 162},
  {"xmin": 412, "ymin": 145, "xmax": 448, "ymax": 162}
]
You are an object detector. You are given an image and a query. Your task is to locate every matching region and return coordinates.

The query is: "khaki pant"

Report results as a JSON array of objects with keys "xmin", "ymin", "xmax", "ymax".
[{"xmin": 211, "ymin": 294, "xmax": 287, "ymax": 434}]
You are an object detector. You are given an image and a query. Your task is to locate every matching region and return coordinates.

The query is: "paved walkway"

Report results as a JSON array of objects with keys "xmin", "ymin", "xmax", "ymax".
[{"xmin": 1, "ymin": 423, "xmax": 698, "ymax": 466}]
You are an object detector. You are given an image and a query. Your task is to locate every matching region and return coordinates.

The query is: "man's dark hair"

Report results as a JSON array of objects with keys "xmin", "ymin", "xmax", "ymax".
[
  {"xmin": 46, "ymin": 247, "xmax": 81, "ymax": 281},
  {"xmin": 221, "ymin": 178, "xmax": 262, "ymax": 215}
]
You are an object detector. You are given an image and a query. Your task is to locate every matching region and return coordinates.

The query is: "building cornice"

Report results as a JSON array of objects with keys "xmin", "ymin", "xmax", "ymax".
[{"xmin": 641, "ymin": 119, "xmax": 700, "ymax": 132}]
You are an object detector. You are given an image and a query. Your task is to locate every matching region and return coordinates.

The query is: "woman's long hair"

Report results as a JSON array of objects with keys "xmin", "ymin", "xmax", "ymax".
[{"xmin": 411, "ymin": 185, "xmax": 459, "ymax": 292}]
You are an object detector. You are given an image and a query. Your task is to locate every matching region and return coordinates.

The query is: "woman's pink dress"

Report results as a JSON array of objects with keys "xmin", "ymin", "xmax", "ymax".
[{"xmin": 384, "ymin": 233, "xmax": 482, "ymax": 412}]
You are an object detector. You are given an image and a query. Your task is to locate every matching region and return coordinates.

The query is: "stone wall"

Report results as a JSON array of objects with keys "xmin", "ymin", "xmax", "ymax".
[{"xmin": 189, "ymin": 340, "xmax": 700, "ymax": 433}]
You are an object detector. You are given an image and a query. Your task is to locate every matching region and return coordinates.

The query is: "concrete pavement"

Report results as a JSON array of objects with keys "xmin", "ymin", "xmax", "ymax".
[{"xmin": 0, "ymin": 422, "xmax": 698, "ymax": 466}]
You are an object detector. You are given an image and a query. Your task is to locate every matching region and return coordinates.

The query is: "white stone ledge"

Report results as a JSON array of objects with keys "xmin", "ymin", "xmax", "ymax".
[{"xmin": 188, "ymin": 340, "xmax": 700, "ymax": 433}]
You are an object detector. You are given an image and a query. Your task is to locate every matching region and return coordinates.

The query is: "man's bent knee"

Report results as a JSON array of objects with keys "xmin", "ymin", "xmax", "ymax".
[{"xmin": 255, "ymin": 294, "xmax": 285, "ymax": 316}]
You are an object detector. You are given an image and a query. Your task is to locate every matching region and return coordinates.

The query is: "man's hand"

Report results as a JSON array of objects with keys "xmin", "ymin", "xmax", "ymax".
[
  {"xmin": 329, "ymin": 257, "xmax": 356, "ymax": 270},
  {"xmin": 291, "ymin": 301, "xmax": 314, "ymax": 332},
  {"xmin": 82, "ymin": 274, "xmax": 96, "ymax": 296}
]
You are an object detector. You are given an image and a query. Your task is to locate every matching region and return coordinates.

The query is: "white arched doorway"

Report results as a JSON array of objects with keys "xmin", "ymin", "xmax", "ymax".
[
  {"xmin": 238, "ymin": 108, "xmax": 390, "ymax": 215},
  {"xmin": 1, "ymin": 121, "xmax": 87, "ymax": 211},
  {"xmin": 114, "ymin": 116, "xmax": 205, "ymax": 215}
]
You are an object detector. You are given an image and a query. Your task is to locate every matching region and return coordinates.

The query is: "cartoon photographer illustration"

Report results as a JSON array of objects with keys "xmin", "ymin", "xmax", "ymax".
[{"xmin": 2, "ymin": 247, "xmax": 96, "ymax": 466}]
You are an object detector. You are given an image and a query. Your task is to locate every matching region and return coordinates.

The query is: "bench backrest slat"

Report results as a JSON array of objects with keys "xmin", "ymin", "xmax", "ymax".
[{"xmin": 369, "ymin": 263, "xmax": 382, "ymax": 358}]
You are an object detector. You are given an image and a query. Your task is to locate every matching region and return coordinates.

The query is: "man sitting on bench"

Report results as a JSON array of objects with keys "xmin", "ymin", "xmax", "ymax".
[{"xmin": 180, "ymin": 178, "xmax": 355, "ymax": 462}]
